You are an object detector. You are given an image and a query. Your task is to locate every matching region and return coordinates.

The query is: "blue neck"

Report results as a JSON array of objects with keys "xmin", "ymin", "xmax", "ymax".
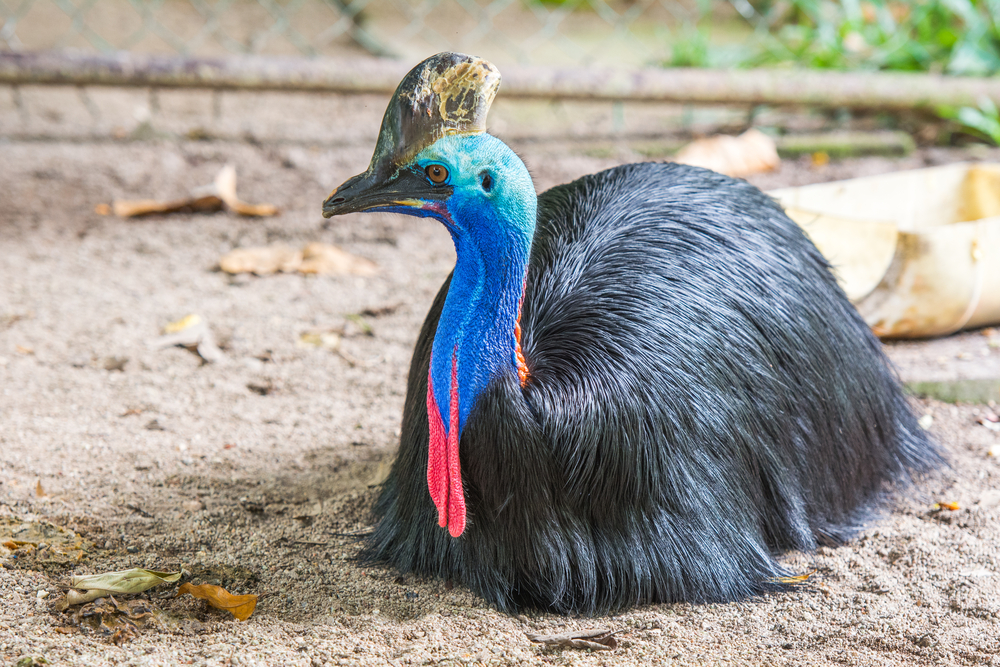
[{"xmin": 430, "ymin": 193, "xmax": 535, "ymax": 435}]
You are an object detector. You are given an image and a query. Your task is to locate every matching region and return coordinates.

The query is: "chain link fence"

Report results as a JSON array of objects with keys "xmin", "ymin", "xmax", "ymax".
[{"xmin": 0, "ymin": 0, "xmax": 771, "ymax": 68}]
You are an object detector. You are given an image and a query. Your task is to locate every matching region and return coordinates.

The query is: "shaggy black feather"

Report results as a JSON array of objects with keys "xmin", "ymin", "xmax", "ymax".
[{"xmin": 360, "ymin": 162, "xmax": 942, "ymax": 614}]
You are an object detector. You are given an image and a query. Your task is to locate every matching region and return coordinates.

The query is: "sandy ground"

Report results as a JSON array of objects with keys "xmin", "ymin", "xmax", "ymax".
[{"xmin": 1, "ymin": 138, "xmax": 999, "ymax": 666}]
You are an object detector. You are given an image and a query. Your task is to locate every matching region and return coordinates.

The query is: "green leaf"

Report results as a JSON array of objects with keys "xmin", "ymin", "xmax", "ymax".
[
  {"xmin": 947, "ymin": 39, "xmax": 1000, "ymax": 76},
  {"xmin": 955, "ymin": 105, "xmax": 1000, "ymax": 144}
]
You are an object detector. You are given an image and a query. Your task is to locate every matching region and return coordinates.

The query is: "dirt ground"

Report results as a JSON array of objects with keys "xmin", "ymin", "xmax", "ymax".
[{"xmin": 1, "ymin": 137, "xmax": 999, "ymax": 667}]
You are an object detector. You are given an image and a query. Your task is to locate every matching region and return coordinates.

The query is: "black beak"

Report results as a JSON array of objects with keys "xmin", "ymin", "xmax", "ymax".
[{"xmin": 321, "ymin": 168, "xmax": 452, "ymax": 219}]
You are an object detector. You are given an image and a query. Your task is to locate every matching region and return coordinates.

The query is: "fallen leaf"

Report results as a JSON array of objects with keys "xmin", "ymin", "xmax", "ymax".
[
  {"xmin": 177, "ymin": 582, "xmax": 257, "ymax": 621},
  {"xmin": 107, "ymin": 165, "xmax": 277, "ymax": 219},
  {"xmin": 526, "ymin": 627, "xmax": 618, "ymax": 651},
  {"xmin": 162, "ymin": 314, "xmax": 200, "ymax": 334},
  {"xmin": 35, "ymin": 480, "xmax": 46, "ymax": 497},
  {"xmin": 71, "ymin": 569, "xmax": 181, "ymax": 596},
  {"xmin": 62, "ymin": 589, "xmax": 113, "ymax": 608},
  {"xmin": 771, "ymin": 570, "xmax": 816, "ymax": 584},
  {"xmin": 673, "ymin": 128, "xmax": 780, "ymax": 178},
  {"xmin": 219, "ymin": 243, "xmax": 377, "ymax": 277},
  {"xmin": 219, "ymin": 245, "xmax": 302, "ymax": 275},
  {"xmin": 214, "ymin": 164, "xmax": 279, "ymax": 217},
  {"xmin": 299, "ymin": 242, "xmax": 379, "ymax": 276},
  {"xmin": 932, "ymin": 501, "xmax": 960, "ymax": 511},
  {"xmin": 150, "ymin": 314, "xmax": 224, "ymax": 364},
  {"xmin": 112, "ymin": 194, "xmax": 224, "ymax": 218},
  {"xmin": 16, "ymin": 345, "xmax": 34, "ymax": 355},
  {"xmin": 298, "ymin": 330, "xmax": 341, "ymax": 350}
]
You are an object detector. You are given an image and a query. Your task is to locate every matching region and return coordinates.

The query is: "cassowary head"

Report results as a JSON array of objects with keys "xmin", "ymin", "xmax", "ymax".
[
  {"xmin": 322, "ymin": 53, "xmax": 536, "ymax": 538},
  {"xmin": 322, "ymin": 53, "xmax": 534, "ymax": 245}
]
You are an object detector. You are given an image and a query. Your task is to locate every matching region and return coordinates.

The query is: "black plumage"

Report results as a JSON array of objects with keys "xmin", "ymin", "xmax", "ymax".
[{"xmin": 359, "ymin": 162, "xmax": 941, "ymax": 614}]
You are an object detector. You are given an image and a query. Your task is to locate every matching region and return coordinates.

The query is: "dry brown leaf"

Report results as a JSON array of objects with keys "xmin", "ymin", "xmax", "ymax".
[
  {"xmin": 108, "ymin": 165, "xmax": 277, "ymax": 219},
  {"xmin": 674, "ymin": 128, "xmax": 780, "ymax": 178},
  {"xmin": 214, "ymin": 164, "xmax": 279, "ymax": 217},
  {"xmin": 771, "ymin": 570, "xmax": 816, "ymax": 584},
  {"xmin": 299, "ymin": 242, "xmax": 379, "ymax": 276},
  {"xmin": 219, "ymin": 246, "xmax": 303, "ymax": 275},
  {"xmin": 934, "ymin": 501, "xmax": 960, "ymax": 511},
  {"xmin": 526, "ymin": 627, "xmax": 618, "ymax": 651},
  {"xmin": 35, "ymin": 480, "xmax": 46, "ymax": 497},
  {"xmin": 112, "ymin": 195, "xmax": 224, "ymax": 218},
  {"xmin": 177, "ymin": 582, "xmax": 257, "ymax": 621},
  {"xmin": 219, "ymin": 243, "xmax": 377, "ymax": 277}
]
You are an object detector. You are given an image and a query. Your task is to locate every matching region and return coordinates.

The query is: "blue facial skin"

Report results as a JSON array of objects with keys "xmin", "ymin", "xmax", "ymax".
[{"xmin": 395, "ymin": 133, "xmax": 537, "ymax": 436}]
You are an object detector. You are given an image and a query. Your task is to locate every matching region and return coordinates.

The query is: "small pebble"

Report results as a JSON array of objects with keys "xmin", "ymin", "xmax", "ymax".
[{"xmin": 918, "ymin": 414, "xmax": 934, "ymax": 430}]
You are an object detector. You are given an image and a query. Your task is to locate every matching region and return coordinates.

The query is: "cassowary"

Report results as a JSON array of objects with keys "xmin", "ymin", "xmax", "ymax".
[{"xmin": 321, "ymin": 53, "xmax": 941, "ymax": 614}]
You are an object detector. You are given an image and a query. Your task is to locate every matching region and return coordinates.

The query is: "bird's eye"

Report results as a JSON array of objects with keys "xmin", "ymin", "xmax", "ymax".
[
  {"xmin": 425, "ymin": 164, "xmax": 449, "ymax": 184},
  {"xmin": 480, "ymin": 171, "xmax": 493, "ymax": 193}
]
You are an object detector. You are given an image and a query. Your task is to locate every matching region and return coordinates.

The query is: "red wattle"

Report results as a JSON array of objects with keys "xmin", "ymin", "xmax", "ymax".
[
  {"xmin": 426, "ymin": 370, "xmax": 449, "ymax": 528},
  {"xmin": 446, "ymin": 355, "xmax": 466, "ymax": 537},
  {"xmin": 426, "ymin": 353, "xmax": 466, "ymax": 537}
]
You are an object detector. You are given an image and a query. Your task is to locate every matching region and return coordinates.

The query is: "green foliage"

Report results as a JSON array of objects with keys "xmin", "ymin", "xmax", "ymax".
[
  {"xmin": 668, "ymin": 24, "xmax": 712, "ymax": 67},
  {"xmin": 746, "ymin": 0, "xmax": 1000, "ymax": 75},
  {"xmin": 939, "ymin": 97, "xmax": 1000, "ymax": 144},
  {"xmin": 664, "ymin": 23, "xmax": 755, "ymax": 68},
  {"xmin": 668, "ymin": 0, "xmax": 1000, "ymax": 141}
]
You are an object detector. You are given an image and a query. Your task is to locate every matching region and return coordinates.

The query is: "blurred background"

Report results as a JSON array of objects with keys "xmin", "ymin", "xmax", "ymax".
[
  {"xmin": 3, "ymin": 0, "xmax": 1000, "ymax": 146},
  {"xmin": 2, "ymin": 0, "xmax": 1000, "ymax": 71}
]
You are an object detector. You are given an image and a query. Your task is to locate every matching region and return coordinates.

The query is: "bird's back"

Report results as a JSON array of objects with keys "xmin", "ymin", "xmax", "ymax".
[{"xmin": 362, "ymin": 162, "xmax": 940, "ymax": 614}]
